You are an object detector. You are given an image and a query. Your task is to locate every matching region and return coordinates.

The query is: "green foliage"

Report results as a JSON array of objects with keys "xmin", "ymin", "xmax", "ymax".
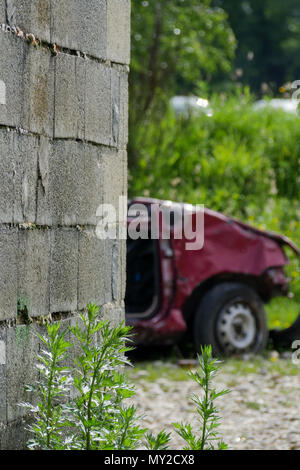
[
  {"xmin": 173, "ymin": 345, "xmax": 229, "ymax": 450},
  {"xmin": 21, "ymin": 304, "xmax": 145, "ymax": 450},
  {"xmin": 66, "ymin": 305, "xmax": 143, "ymax": 450},
  {"xmin": 266, "ymin": 298, "xmax": 299, "ymax": 331},
  {"xmin": 213, "ymin": 0, "xmax": 300, "ymax": 93},
  {"xmin": 17, "ymin": 297, "xmax": 31, "ymax": 324},
  {"xmin": 145, "ymin": 430, "xmax": 172, "ymax": 451},
  {"xmin": 21, "ymin": 306, "xmax": 229, "ymax": 451},
  {"xmin": 131, "ymin": 0, "xmax": 235, "ymax": 104},
  {"xmin": 129, "ymin": 0, "xmax": 236, "ymax": 167},
  {"xmin": 20, "ymin": 322, "xmax": 72, "ymax": 449},
  {"xmin": 129, "ymin": 92, "xmax": 300, "ymax": 211}
]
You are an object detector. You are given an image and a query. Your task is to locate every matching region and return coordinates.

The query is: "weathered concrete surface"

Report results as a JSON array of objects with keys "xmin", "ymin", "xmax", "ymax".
[
  {"xmin": 22, "ymin": 44, "xmax": 54, "ymax": 136},
  {"xmin": 54, "ymin": 54, "xmax": 86, "ymax": 140},
  {"xmin": 85, "ymin": 60, "xmax": 112, "ymax": 146},
  {"xmin": 5, "ymin": 0, "xmax": 51, "ymax": 42},
  {"xmin": 18, "ymin": 229, "xmax": 51, "ymax": 318},
  {"xmin": 0, "ymin": 228, "xmax": 19, "ymax": 321},
  {"xmin": 6, "ymin": 323, "xmax": 41, "ymax": 422},
  {"xmin": 0, "ymin": 36, "xmax": 127, "ymax": 143},
  {"xmin": 51, "ymin": 0, "xmax": 107, "ymax": 60},
  {"xmin": 4, "ymin": 0, "xmax": 130, "ymax": 64},
  {"xmin": 37, "ymin": 140, "xmax": 107, "ymax": 226},
  {"xmin": 111, "ymin": 68, "xmax": 129, "ymax": 149},
  {"xmin": 0, "ymin": 129, "xmax": 41, "ymax": 225},
  {"xmin": 78, "ymin": 229, "xmax": 113, "ymax": 310},
  {"xmin": 0, "ymin": 1, "xmax": 5, "ymax": 22},
  {"xmin": 107, "ymin": 0, "xmax": 131, "ymax": 64},
  {"xmin": 49, "ymin": 228, "xmax": 78, "ymax": 313},
  {"xmin": 0, "ymin": 30, "xmax": 54, "ymax": 136},
  {"xmin": 0, "ymin": 328, "xmax": 6, "ymax": 424},
  {"xmin": 0, "ymin": 31, "xmax": 25, "ymax": 129},
  {"xmin": 0, "ymin": 0, "xmax": 130, "ymax": 449}
]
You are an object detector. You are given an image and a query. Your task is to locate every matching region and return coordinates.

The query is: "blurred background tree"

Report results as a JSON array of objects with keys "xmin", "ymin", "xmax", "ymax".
[
  {"xmin": 129, "ymin": 0, "xmax": 236, "ymax": 167},
  {"xmin": 212, "ymin": 0, "xmax": 300, "ymax": 93}
]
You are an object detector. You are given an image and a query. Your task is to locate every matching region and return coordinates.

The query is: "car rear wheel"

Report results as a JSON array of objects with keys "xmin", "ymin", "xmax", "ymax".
[{"xmin": 194, "ymin": 282, "xmax": 268, "ymax": 357}]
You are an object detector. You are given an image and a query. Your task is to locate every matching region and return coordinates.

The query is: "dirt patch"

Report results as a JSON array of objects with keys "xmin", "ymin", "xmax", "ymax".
[{"xmin": 128, "ymin": 358, "xmax": 300, "ymax": 450}]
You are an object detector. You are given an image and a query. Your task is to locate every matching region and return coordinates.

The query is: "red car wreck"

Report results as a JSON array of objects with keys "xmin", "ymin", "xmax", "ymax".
[{"xmin": 125, "ymin": 198, "xmax": 299, "ymax": 356}]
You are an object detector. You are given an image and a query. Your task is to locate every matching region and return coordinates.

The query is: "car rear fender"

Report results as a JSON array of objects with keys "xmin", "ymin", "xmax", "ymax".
[{"xmin": 181, "ymin": 271, "xmax": 286, "ymax": 326}]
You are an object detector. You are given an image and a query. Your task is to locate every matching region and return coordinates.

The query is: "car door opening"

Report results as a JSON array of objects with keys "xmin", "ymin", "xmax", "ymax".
[{"xmin": 125, "ymin": 237, "xmax": 160, "ymax": 318}]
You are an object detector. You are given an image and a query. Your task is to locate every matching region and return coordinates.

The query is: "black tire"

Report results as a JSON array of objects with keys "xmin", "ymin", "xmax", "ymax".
[{"xmin": 194, "ymin": 282, "xmax": 269, "ymax": 357}]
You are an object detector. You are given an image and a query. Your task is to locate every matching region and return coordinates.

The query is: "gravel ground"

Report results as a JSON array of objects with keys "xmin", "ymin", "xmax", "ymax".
[{"xmin": 128, "ymin": 354, "xmax": 300, "ymax": 450}]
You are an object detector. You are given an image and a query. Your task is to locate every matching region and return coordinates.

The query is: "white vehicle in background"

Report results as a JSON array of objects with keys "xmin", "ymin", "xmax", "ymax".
[
  {"xmin": 171, "ymin": 97, "xmax": 299, "ymax": 118},
  {"xmin": 170, "ymin": 95, "xmax": 213, "ymax": 117},
  {"xmin": 253, "ymin": 98, "xmax": 299, "ymax": 114}
]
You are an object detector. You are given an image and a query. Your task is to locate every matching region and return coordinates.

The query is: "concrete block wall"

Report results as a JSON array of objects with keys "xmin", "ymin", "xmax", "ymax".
[{"xmin": 0, "ymin": 0, "xmax": 130, "ymax": 449}]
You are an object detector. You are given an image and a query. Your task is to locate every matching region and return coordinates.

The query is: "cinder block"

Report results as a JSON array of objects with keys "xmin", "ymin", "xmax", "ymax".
[
  {"xmin": 13, "ymin": 132, "xmax": 39, "ymax": 224},
  {"xmin": 0, "ymin": 129, "xmax": 39, "ymax": 225},
  {"xmin": 36, "ymin": 140, "xmax": 105, "ymax": 227},
  {"xmin": 18, "ymin": 229, "xmax": 50, "ymax": 318},
  {"xmin": 85, "ymin": 61, "xmax": 112, "ymax": 146},
  {"xmin": 94, "ymin": 148, "xmax": 127, "ymax": 247},
  {"xmin": 78, "ymin": 229, "xmax": 112, "ymax": 310},
  {"xmin": 101, "ymin": 302, "xmax": 124, "ymax": 327},
  {"xmin": 111, "ymin": 68, "xmax": 120, "ymax": 147},
  {"xmin": 35, "ymin": 136, "xmax": 51, "ymax": 226},
  {"xmin": 119, "ymin": 70, "xmax": 129, "ymax": 149},
  {"xmin": 4, "ymin": 317, "xmax": 77, "ymax": 431},
  {"xmin": 112, "ymin": 239, "xmax": 120, "ymax": 302},
  {"xmin": 48, "ymin": 140, "xmax": 84, "ymax": 226},
  {"xmin": 6, "ymin": 323, "xmax": 42, "ymax": 422},
  {"xmin": 51, "ymin": 0, "xmax": 106, "ymax": 60},
  {"xmin": 0, "ymin": 1, "xmax": 5, "ymax": 22},
  {"xmin": 0, "ymin": 130, "xmax": 15, "ymax": 223},
  {"xmin": 8, "ymin": 0, "xmax": 51, "ymax": 42},
  {"xmin": 120, "ymin": 240, "xmax": 126, "ymax": 301},
  {"xmin": 111, "ymin": 68, "xmax": 129, "ymax": 148},
  {"xmin": 112, "ymin": 238, "xmax": 126, "ymax": 303},
  {"xmin": 0, "ymin": 31, "xmax": 54, "ymax": 136},
  {"xmin": 107, "ymin": 0, "xmax": 131, "ymax": 65},
  {"xmin": 54, "ymin": 56, "xmax": 117, "ymax": 146},
  {"xmin": 0, "ymin": 0, "xmax": 129, "ymax": 450},
  {"xmin": 22, "ymin": 45, "xmax": 54, "ymax": 137},
  {"xmin": 0, "ymin": 328, "xmax": 7, "ymax": 424},
  {"xmin": 97, "ymin": 150, "xmax": 127, "ymax": 259},
  {"xmin": 47, "ymin": 141, "xmax": 103, "ymax": 226},
  {"xmin": 102, "ymin": 148, "xmax": 127, "ymax": 218},
  {"xmin": 0, "ymin": 31, "xmax": 25, "ymax": 129},
  {"xmin": 0, "ymin": 416, "xmax": 31, "ymax": 450},
  {"xmin": 0, "ymin": 227, "xmax": 19, "ymax": 321},
  {"xmin": 54, "ymin": 53, "xmax": 85, "ymax": 140},
  {"xmin": 49, "ymin": 228, "xmax": 78, "ymax": 313},
  {"xmin": 80, "ymin": 143, "xmax": 105, "ymax": 225}
]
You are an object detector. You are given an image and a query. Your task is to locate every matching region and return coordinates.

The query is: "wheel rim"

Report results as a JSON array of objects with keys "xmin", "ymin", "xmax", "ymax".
[{"xmin": 216, "ymin": 301, "xmax": 257, "ymax": 354}]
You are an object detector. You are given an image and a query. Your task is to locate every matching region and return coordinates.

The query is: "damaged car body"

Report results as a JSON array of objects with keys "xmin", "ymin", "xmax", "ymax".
[{"xmin": 125, "ymin": 198, "xmax": 300, "ymax": 356}]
